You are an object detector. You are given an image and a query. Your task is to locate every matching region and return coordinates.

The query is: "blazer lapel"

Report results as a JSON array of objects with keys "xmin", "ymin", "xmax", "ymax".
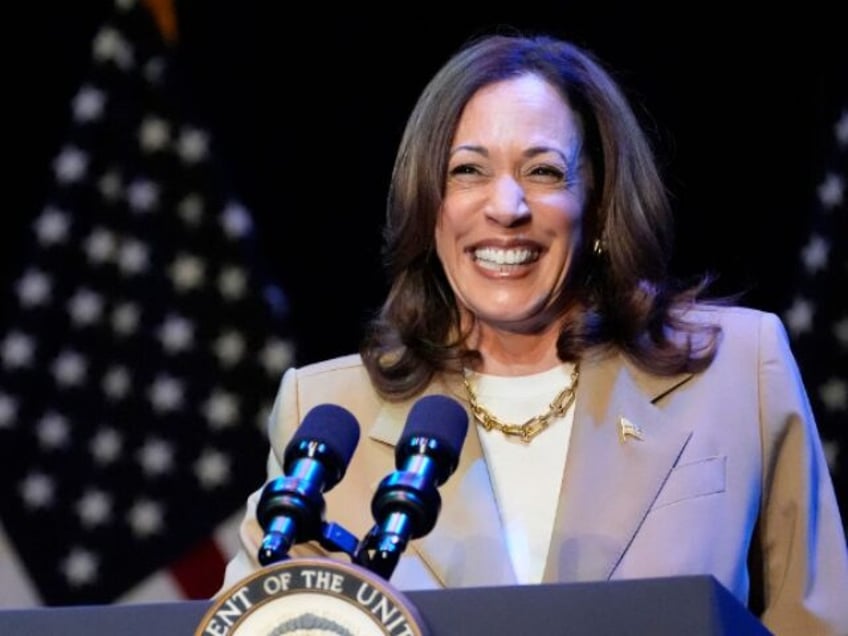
[
  {"xmin": 543, "ymin": 352, "xmax": 694, "ymax": 582},
  {"xmin": 367, "ymin": 377, "xmax": 516, "ymax": 588}
]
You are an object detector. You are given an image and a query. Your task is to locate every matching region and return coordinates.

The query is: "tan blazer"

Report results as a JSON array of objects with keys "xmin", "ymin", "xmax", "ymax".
[{"xmin": 220, "ymin": 306, "xmax": 848, "ymax": 635}]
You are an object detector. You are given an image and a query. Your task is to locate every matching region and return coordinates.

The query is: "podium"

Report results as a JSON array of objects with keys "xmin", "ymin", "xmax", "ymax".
[{"xmin": 0, "ymin": 575, "xmax": 771, "ymax": 635}]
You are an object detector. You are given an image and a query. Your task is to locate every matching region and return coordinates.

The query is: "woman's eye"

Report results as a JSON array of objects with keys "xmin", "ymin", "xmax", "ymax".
[
  {"xmin": 449, "ymin": 164, "xmax": 481, "ymax": 176},
  {"xmin": 529, "ymin": 165, "xmax": 566, "ymax": 180}
]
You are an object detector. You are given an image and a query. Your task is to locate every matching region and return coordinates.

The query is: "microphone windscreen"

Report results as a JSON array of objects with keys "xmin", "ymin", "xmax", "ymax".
[
  {"xmin": 399, "ymin": 394, "xmax": 469, "ymax": 460},
  {"xmin": 290, "ymin": 403, "xmax": 361, "ymax": 468}
]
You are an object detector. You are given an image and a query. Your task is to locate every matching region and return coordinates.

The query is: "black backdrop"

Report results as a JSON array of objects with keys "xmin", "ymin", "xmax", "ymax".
[{"xmin": 9, "ymin": 3, "xmax": 846, "ymax": 366}]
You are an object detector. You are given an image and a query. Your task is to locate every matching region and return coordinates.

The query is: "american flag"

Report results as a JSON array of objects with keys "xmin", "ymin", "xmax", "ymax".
[
  {"xmin": 0, "ymin": 0, "xmax": 293, "ymax": 605},
  {"xmin": 781, "ymin": 104, "xmax": 847, "ymax": 533}
]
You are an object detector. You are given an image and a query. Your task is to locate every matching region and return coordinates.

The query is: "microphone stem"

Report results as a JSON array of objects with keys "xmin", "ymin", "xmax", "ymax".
[
  {"xmin": 369, "ymin": 511, "xmax": 411, "ymax": 579},
  {"xmin": 258, "ymin": 516, "xmax": 297, "ymax": 565}
]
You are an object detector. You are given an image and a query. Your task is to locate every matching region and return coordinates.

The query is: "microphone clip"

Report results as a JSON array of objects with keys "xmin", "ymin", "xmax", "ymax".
[{"xmin": 352, "ymin": 469, "xmax": 442, "ymax": 579}]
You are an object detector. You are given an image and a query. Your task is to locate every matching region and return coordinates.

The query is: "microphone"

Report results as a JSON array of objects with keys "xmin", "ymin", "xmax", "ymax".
[
  {"xmin": 362, "ymin": 394, "xmax": 469, "ymax": 579},
  {"xmin": 256, "ymin": 403, "xmax": 360, "ymax": 566}
]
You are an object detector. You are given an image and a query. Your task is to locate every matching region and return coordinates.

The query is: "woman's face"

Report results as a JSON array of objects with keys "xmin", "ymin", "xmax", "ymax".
[{"xmin": 435, "ymin": 73, "xmax": 588, "ymax": 332}]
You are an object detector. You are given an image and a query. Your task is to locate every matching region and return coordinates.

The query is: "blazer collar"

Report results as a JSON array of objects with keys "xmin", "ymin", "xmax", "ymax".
[{"xmin": 367, "ymin": 353, "xmax": 694, "ymax": 587}]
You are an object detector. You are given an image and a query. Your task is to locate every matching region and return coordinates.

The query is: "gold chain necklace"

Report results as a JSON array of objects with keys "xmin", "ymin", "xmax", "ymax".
[{"xmin": 462, "ymin": 364, "xmax": 579, "ymax": 443}]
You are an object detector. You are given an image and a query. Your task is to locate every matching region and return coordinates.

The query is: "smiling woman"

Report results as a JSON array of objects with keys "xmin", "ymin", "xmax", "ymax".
[
  {"xmin": 3, "ymin": 2, "xmax": 845, "ymax": 620},
  {"xmin": 218, "ymin": 31, "xmax": 848, "ymax": 635},
  {"xmin": 436, "ymin": 75, "xmax": 588, "ymax": 351}
]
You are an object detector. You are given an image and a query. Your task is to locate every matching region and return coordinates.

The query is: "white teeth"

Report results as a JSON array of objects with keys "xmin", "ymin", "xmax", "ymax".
[{"xmin": 473, "ymin": 247, "xmax": 538, "ymax": 266}]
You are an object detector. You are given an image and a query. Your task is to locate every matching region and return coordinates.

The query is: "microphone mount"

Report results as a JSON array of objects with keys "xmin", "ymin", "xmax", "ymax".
[{"xmin": 257, "ymin": 395, "xmax": 467, "ymax": 584}]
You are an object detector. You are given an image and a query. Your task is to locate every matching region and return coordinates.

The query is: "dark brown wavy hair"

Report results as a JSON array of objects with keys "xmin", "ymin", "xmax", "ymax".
[{"xmin": 361, "ymin": 32, "xmax": 721, "ymax": 399}]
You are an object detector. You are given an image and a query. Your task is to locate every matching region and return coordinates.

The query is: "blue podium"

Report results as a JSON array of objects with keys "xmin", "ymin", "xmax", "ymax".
[{"xmin": 0, "ymin": 575, "xmax": 771, "ymax": 635}]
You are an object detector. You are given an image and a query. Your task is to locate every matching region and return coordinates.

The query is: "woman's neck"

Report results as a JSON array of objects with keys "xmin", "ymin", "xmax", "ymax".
[{"xmin": 469, "ymin": 323, "xmax": 563, "ymax": 376}]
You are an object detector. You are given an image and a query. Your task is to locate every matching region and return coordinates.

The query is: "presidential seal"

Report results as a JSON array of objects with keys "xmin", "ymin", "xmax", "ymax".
[{"xmin": 195, "ymin": 558, "xmax": 429, "ymax": 636}]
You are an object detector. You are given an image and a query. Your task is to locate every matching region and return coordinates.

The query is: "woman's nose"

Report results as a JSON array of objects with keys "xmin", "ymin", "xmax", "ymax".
[{"xmin": 485, "ymin": 176, "xmax": 530, "ymax": 227}]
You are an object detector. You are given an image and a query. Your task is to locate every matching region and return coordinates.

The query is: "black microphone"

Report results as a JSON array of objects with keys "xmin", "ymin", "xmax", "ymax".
[
  {"xmin": 256, "ymin": 403, "xmax": 360, "ymax": 566},
  {"xmin": 362, "ymin": 394, "xmax": 469, "ymax": 579}
]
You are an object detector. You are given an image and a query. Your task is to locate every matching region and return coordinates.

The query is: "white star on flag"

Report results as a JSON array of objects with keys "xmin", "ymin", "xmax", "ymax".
[
  {"xmin": 53, "ymin": 146, "xmax": 89, "ymax": 184},
  {"xmin": 16, "ymin": 270, "xmax": 52, "ymax": 307},
  {"xmin": 72, "ymin": 86, "xmax": 107, "ymax": 123},
  {"xmin": 34, "ymin": 208, "xmax": 71, "ymax": 245},
  {"xmin": 177, "ymin": 127, "xmax": 210, "ymax": 163},
  {"xmin": 76, "ymin": 490, "xmax": 112, "ymax": 528},
  {"xmin": 126, "ymin": 178, "xmax": 160, "ymax": 212},
  {"xmin": 817, "ymin": 172, "xmax": 844, "ymax": 209}
]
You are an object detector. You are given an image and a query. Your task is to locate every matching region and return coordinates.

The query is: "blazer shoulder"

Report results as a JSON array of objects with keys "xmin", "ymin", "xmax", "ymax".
[
  {"xmin": 686, "ymin": 303, "xmax": 786, "ymax": 337},
  {"xmin": 684, "ymin": 304, "xmax": 794, "ymax": 370},
  {"xmin": 295, "ymin": 353, "xmax": 366, "ymax": 378},
  {"xmin": 283, "ymin": 353, "xmax": 381, "ymax": 416}
]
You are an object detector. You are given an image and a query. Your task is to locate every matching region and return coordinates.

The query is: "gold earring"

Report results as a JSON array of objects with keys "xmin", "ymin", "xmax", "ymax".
[{"xmin": 592, "ymin": 237, "xmax": 605, "ymax": 257}]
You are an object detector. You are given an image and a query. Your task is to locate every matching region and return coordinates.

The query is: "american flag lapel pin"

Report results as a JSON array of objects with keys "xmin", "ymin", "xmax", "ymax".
[{"xmin": 618, "ymin": 416, "xmax": 644, "ymax": 443}]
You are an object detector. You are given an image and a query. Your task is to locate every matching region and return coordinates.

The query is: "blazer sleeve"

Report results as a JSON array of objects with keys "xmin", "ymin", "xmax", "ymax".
[{"xmin": 756, "ymin": 312, "xmax": 848, "ymax": 634}]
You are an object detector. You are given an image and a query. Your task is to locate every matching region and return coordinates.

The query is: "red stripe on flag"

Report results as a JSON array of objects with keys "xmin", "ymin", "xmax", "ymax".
[{"xmin": 169, "ymin": 537, "xmax": 227, "ymax": 600}]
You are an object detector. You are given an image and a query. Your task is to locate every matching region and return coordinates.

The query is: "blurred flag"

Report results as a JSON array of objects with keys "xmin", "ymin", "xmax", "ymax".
[
  {"xmin": 781, "ymin": 104, "xmax": 847, "ymax": 533},
  {"xmin": 0, "ymin": 0, "xmax": 294, "ymax": 606}
]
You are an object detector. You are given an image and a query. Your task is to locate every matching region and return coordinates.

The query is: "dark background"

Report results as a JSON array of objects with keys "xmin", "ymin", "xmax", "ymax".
[{"xmin": 9, "ymin": 4, "xmax": 846, "ymax": 367}]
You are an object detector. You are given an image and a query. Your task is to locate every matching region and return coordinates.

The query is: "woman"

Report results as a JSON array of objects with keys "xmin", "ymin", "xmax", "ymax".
[{"xmin": 220, "ymin": 33, "xmax": 848, "ymax": 633}]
